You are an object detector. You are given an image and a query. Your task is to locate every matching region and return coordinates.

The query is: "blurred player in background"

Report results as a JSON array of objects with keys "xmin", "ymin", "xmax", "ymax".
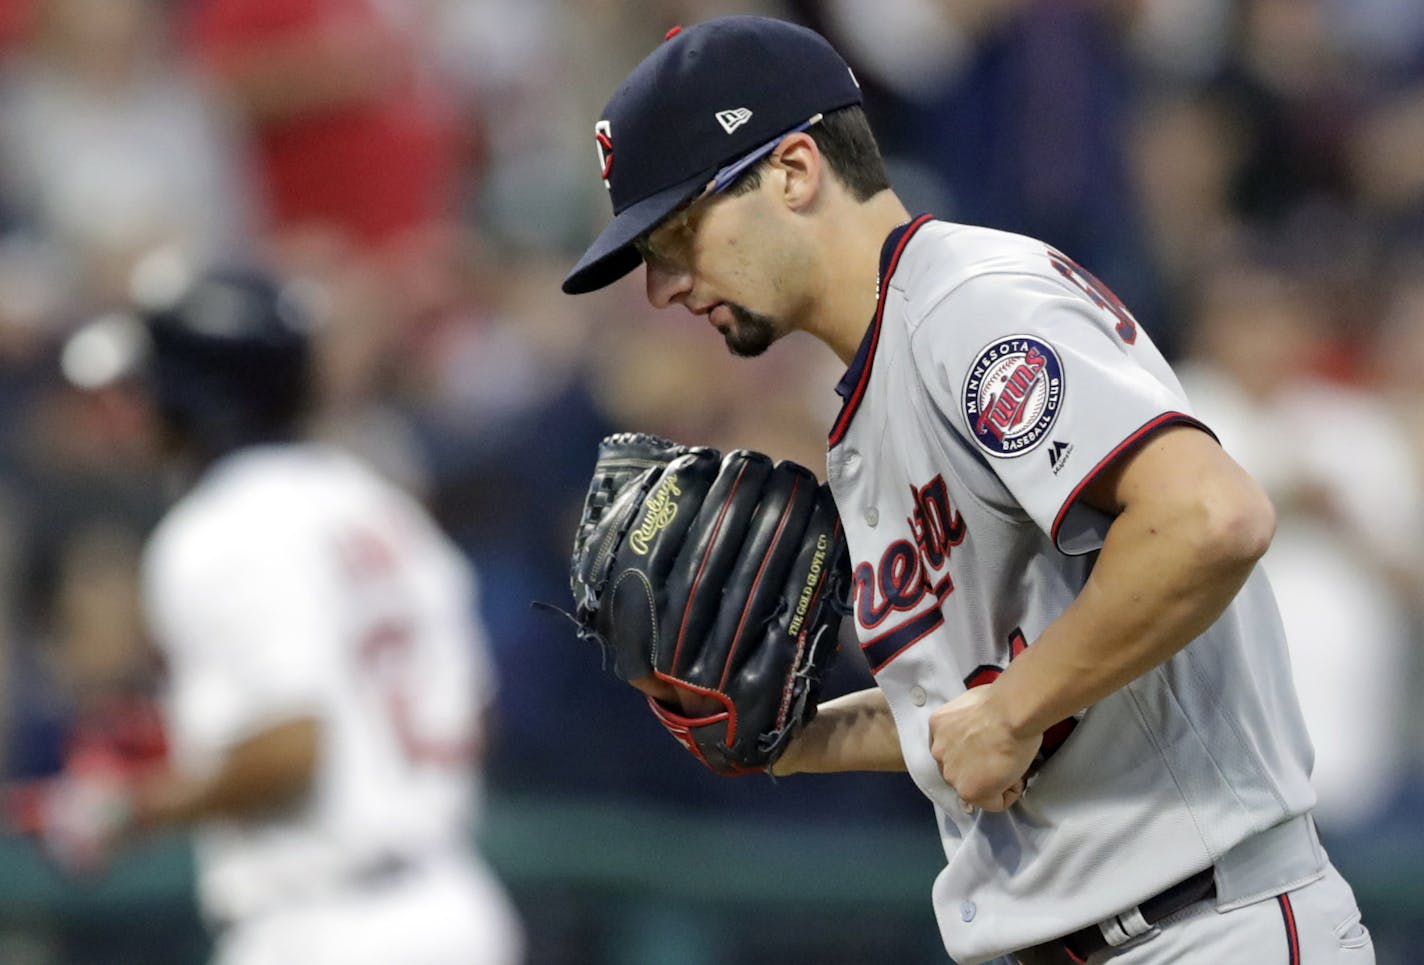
[{"xmin": 48, "ymin": 256, "xmax": 524, "ymax": 965}]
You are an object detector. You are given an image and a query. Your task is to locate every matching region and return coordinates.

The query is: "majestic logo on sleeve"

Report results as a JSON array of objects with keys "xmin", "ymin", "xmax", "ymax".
[
  {"xmin": 594, "ymin": 120, "xmax": 614, "ymax": 189},
  {"xmin": 962, "ymin": 336, "xmax": 1064, "ymax": 457}
]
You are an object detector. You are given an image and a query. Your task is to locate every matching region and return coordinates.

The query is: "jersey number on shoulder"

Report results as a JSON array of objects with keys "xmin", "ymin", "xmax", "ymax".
[
  {"xmin": 963, "ymin": 627, "xmax": 1077, "ymax": 759},
  {"xmin": 1048, "ymin": 251, "xmax": 1138, "ymax": 345},
  {"xmin": 359, "ymin": 623, "xmax": 475, "ymax": 769},
  {"xmin": 339, "ymin": 527, "xmax": 476, "ymax": 770}
]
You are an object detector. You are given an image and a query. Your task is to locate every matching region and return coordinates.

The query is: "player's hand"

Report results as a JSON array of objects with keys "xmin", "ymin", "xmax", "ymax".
[
  {"xmin": 32, "ymin": 764, "xmax": 135, "ymax": 876},
  {"xmin": 928, "ymin": 685, "xmax": 1040, "ymax": 812}
]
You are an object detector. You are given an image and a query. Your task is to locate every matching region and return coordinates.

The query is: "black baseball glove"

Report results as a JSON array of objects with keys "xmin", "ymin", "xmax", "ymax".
[{"xmin": 568, "ymin": 432, "xmax": 850, "ymax": 775}]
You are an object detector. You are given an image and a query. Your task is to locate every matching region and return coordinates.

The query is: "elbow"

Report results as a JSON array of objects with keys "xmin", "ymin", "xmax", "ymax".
[{"xmin": 1198, "ymin": 479, "xmax": 1276, "ymax": 570}]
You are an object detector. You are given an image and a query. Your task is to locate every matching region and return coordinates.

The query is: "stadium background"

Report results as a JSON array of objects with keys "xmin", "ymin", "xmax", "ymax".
[{"xmin": 0, "ymin": 0, "xmax": 1421, "ymax": 962}]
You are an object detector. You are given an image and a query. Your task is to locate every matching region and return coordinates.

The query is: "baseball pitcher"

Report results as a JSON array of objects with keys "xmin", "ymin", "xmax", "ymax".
[{"xmin": 561, "ymin": 16, "xmax": 1374, "ymax": 965}]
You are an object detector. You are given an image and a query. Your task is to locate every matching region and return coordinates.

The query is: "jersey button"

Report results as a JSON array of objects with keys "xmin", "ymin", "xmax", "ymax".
[
  {"xmin": 909, "ymin": 686, "xmax": 927, "ymax": 707},
  {"xmin": 960, "ymin": 901, "xmax": 976, "ymax": 922},
  {"xmin": 844, "ymin": 449, "xmax": 862, "ymax": 475},
  {"xmin": 864, "ymin": 507, "xmax": 879, "ymax": 527}
]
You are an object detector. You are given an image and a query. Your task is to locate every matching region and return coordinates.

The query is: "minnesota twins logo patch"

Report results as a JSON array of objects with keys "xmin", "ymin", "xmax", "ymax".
[{"xmin": 962, "ymin": 336, "xmax": 1064, "ymax": 457}]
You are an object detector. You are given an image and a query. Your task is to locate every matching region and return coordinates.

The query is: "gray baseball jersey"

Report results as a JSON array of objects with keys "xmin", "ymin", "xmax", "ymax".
[{"xmin": 825, "ymin": 216, "xmax": 1318, "ymax": 964}]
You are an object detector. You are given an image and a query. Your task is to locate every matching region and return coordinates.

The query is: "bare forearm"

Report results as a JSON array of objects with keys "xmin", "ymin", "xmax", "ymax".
[
  {"xmin": 993, "ymin": 484, "xmax": 1272, "ymax": 739},
  {"xmin": 928, "ymin": 428, "xmax": 1278, "ymax": 810},
  {"xmin": 134, "ymin": 718, "xmax": 319, "ymax": 829},
  {"xmin": 773, "ymin": 688, "xmax": 905, "ymax": 775}
]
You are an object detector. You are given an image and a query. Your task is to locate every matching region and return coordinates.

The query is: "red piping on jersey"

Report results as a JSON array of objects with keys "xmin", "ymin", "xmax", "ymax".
[
  {"xmin": 862, "ymin": 606, "xmax": 944, "ymax": 675},
  {"xmin": 1277, "ymin": 893, "xmax": 1300, "ymax": 965},
  {"xmin": 828, "ymin": 214, "xmax": 935, "ymax": 448},
  {"xmin": 1049, "ymin": 412, "xmax": 1211, "ymax": 549}
]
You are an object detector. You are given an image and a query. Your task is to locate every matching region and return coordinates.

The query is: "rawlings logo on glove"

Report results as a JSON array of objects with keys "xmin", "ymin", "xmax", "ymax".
[
  {"xmin": 629, "ymin": 473, "xmax": 682, "ymax": 554},
  {"xmin": 566, "ymin": 432, "xmax": 851, "ymax": 775}
]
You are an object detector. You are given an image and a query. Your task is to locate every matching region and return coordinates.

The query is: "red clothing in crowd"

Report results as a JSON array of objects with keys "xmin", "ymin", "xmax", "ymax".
[
  {"xmin": 0, "ymin": 0, "xmax": 31, "ymax": 53},
  {"xmin": 185, "ymin": 0, "xmax": 459, "ymax": 250}
]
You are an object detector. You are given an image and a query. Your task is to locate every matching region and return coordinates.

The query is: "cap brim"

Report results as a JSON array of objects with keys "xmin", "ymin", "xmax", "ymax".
[{"xmin": 562, "ymin": 171, "xmax": 710, "ymax": 295}]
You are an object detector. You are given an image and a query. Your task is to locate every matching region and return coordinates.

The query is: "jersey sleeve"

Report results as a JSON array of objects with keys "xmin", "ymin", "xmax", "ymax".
[
  {"xmin": 913, "ymin": 265, "xmax": 1212, "ymax": 555},
  {"xmin": 143, "ymin": 517, "xmax": 333, "ymax": 756}
]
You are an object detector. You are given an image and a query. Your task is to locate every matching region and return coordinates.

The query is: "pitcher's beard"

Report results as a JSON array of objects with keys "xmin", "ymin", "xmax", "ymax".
[{"xmin": 721, "ymin": 303, "xmax": 779, "ymax": 357}]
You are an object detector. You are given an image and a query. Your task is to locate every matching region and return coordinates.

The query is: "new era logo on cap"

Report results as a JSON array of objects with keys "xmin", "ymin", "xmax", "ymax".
[{"xmin": 716, "ymin": 108, "xmax": 753, "ymax": 134}]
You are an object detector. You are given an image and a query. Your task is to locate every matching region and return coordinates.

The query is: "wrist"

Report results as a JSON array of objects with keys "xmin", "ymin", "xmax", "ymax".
[
  {"xmin": 771, "ymin": 720, "xmax": 818, "ymax": 776},
  {"xmin": 988, "ymin": 662, "xmax": 1058, "ymax": 742}
]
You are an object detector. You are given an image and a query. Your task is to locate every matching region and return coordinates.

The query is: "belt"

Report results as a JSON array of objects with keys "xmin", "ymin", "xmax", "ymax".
[
  {"xmin": 350, "ymin": 853, "xmax": 418, "ymax": 889},
  {"xmin": 209, "ymin": 854, "xmax": 424, "ymax": 935},
  {"xmin": 1061, "ymin": 867, "xmax": 1217, "ymax": 962}
]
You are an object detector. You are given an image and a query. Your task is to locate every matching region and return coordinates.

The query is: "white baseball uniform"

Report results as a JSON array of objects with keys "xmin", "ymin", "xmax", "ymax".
[
  {"xmin": 142, "ymin": 443, "xmax": 523, "ymax": 965},
  {"xmin": 825, "ymin": 216, "xmax": 1371, "ymax": 964}
]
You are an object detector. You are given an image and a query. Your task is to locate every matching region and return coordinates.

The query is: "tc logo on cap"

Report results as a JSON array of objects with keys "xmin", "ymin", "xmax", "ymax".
[
  {"xmin": 715, "ymin": 108, "xmax": 753, "ymax": 134},
  {"xmin": 594, "ymin": 120, "xmax": 614, "ymax": 189}
]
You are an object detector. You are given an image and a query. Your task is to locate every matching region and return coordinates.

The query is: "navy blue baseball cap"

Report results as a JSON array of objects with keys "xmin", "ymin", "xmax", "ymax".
[{"xmin": 562, "ymin": 16, "xmax": 863, "ymax": 295}]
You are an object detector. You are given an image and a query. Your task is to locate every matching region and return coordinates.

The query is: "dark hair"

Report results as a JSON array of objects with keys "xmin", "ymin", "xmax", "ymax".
[{"xmin": 723, "ymin": 105, "xmax": 890, "ymax": 201}]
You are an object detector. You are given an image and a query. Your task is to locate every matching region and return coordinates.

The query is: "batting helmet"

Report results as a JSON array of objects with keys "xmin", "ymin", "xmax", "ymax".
[{"xmin": 62, "ymin": 260, "xmax": 316, "ymax": 458}]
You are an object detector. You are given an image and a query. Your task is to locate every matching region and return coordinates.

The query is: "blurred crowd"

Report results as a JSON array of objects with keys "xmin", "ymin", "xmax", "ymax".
[{"xmin": 0, "ymin": 0, "xmax": 1421, "ymax": 960}]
